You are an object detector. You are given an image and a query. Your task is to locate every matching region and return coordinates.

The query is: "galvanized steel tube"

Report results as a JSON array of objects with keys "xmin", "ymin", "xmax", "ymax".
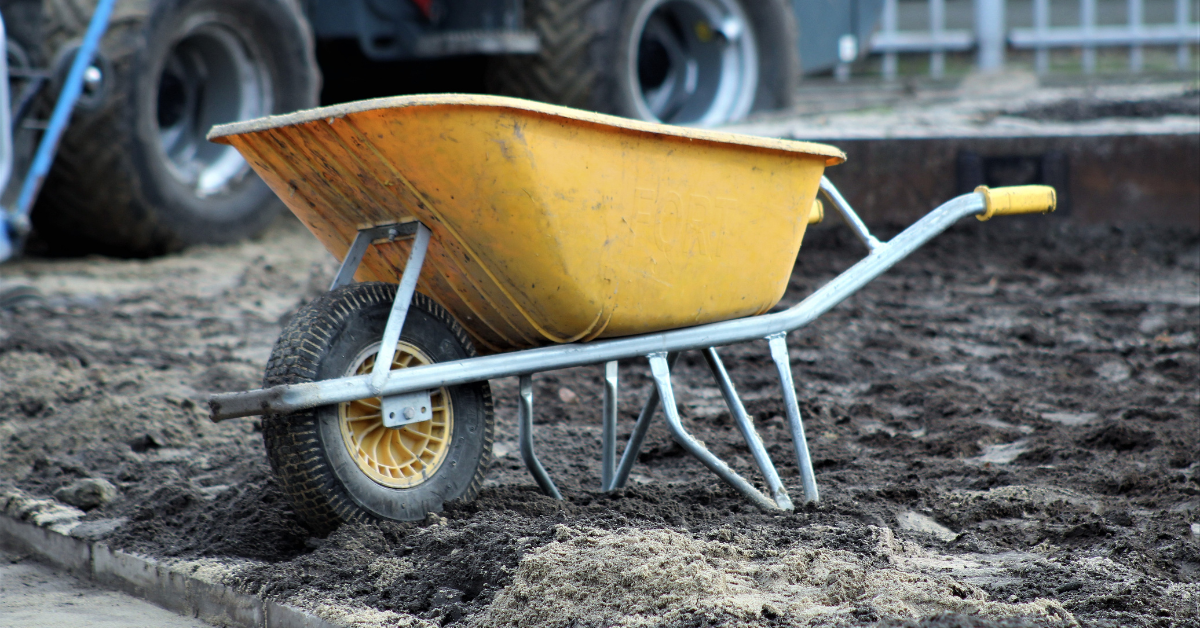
[{"xmin": 210, "ymin": 193, "xmax": 987, "ymax": 421}]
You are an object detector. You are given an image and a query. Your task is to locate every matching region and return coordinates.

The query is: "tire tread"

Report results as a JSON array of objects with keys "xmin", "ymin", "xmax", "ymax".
[
  {"xmin": 263, "ymin": 283, "xmax": 493, "ymax": 535},
  {"xmin": 490, "ymin": 0, "xmax": 610, "ymax": 110}
]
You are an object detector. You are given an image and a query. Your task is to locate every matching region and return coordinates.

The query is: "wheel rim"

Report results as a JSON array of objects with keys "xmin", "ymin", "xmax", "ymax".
[
  {"xmin": 339, "ymin": 342, "xmax": 453, "ymax": 489},
  {"xmin": 626, "ymin": 0, "xmax": 758, "ymax": 126},
  {"xmin": 156, "ymin": 19, "xmax": 271, "ymax": 197}
]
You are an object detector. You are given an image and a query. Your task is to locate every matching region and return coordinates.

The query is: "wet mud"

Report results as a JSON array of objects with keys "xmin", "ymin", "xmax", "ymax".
[{"xmin": 1, "ymin": 216, "xmax": 1197, "ymax": 627}]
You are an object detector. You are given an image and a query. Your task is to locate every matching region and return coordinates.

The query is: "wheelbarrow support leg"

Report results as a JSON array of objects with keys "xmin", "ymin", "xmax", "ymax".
[
  {"xmin": 519, "ymin": 375, "xmax": 562, "ymax": 499},
  {"xmin": 332, "ymin": 222, "xmax": 441, "ymax": 428},
  {"xmin": 610, "ymin": 352, "xmax": 679, "ymax": 490},
  {"xmin": 702, "ymin": 348, "xmax": 793, "ymax": 511},
  {"xmin": 601, "ymin": 361, "xmax": 619, "ymax": 490},
  {"xmin": 767, "ymin": 334, "xmax": 819, "ymax": 504},
  {"xmin": 647, "ymin": 353, "xmax": 782, "ymax": 512}
]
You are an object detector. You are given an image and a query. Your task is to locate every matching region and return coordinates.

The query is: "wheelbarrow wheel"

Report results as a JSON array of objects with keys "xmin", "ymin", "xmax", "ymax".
[{"xmin": 262, "ymin": 282, "xmax": 494, "ymax": 534}]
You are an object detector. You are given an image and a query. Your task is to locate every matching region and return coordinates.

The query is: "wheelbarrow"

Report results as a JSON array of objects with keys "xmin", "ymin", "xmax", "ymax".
[{"xmin": 206, "ymin": 94, "xmax": 1055, "ymax": 533}]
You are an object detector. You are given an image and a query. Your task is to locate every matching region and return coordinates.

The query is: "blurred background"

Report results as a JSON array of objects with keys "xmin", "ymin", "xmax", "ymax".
[{"xmin": 1, "ymin": 0, "xmax": 1196, "ymax": 258}]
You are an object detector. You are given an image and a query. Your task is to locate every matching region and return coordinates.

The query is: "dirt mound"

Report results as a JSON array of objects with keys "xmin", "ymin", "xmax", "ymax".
[{"xmin": 476, "ymin": 526, "xmax": 1074, "ymax": 628}]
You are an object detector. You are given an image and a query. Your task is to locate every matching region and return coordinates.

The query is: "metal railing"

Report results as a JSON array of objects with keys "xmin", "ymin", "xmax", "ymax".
[
  {"xmin": 1011, "ymin": 0, "xmax": 1199, "ymax": 73},
  {"xmin": 868, "ymin": 0, "xmax": 1199, "ymax": 79}
]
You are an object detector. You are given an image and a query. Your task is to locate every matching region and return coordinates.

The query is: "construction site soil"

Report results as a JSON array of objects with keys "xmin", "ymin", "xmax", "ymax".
[{"xmin": 1, "ymin": 212, "xmax": 1197, "ymax": 628}]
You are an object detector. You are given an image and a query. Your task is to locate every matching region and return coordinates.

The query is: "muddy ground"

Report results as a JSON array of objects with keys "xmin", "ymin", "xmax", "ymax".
[{"xmin": 1, "ymin": 203, "xmax": 1198, "ymax": 627}]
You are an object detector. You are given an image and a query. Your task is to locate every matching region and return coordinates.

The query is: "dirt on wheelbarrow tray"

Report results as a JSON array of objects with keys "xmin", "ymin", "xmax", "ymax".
[{"xmin": 1, "ymin": 214, "xmax": 1197, "ymax": 628}]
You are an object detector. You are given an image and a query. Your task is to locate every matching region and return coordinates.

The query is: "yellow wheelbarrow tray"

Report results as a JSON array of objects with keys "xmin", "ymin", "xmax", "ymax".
[
  {"xmin": 208, "ymin": 93, "xmax": 845, "ymax": 352},
  {"xmin": 207, "ymin": 94, "xmax": 1056, "ymax": 514}
]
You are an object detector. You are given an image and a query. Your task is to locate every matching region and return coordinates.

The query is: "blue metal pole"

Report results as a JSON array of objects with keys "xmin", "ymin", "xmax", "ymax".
[{"xmin": 1, "ymin": 0, "xmax": 116, "ymax": 260}]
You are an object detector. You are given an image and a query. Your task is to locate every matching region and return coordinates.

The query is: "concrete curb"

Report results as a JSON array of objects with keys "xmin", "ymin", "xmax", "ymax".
[{"xmin": 0, "ymin": 491, "xmax": 340, "ymax": 628}]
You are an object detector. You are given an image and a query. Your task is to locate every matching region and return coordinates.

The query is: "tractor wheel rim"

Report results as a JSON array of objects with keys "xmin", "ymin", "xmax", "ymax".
[
  {"xmin": 626, "ymin": 0, "xmax": 758, "ymax": 126},
  {"xmin": 156, "ymin": 18, "xmax": 272, "ymax": 197},
  {"xmin": 339, "ymin": 341, "xmax": 453, "ymax": 489}
]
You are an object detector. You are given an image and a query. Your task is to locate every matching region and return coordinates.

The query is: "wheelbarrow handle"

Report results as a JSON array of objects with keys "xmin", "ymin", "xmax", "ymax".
[{"xmin": 975, "ymin": 185, "xmax": 1057, "ymax": 221}]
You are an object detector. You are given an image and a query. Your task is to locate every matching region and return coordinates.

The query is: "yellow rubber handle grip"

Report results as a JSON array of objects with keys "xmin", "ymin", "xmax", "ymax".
[
  {"xmin": 808, "ymin": 198, "xmax": 824, "ymax": 225},
  {"xmin": 975, "ymin": 185, "xmax": 1057, "ymax": 221}
]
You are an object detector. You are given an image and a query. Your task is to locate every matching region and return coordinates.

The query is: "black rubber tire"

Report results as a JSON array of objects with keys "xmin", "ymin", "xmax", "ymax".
[
  {"xmin": 489, "ymin": 0, "xmax": 797, "ymax": 125},
  {"xmin": 29, "ymin": 0, "xmax": 319, "ymax": 257},
  {"xmin": 262, "ymin": 282, "xmax": 494, "ymax": 535}
]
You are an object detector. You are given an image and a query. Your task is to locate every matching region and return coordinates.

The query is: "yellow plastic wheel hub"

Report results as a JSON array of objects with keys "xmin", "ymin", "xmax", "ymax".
[{"xmin": 339, "ymin": 342, "xmax": 452, "ymax": 488}]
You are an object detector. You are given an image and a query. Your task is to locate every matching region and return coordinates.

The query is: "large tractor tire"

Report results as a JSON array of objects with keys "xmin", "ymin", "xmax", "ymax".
[
  {"xmin": 29, "ymin": 0, "xmax": 319, "ymax": 257},
  {"xmin": 262, "ymin": 283, "xmax": 495, "ymax": 535},
  {"xmin": 490, "ymin": 0, "xmax": 797, "ymax": 127}
]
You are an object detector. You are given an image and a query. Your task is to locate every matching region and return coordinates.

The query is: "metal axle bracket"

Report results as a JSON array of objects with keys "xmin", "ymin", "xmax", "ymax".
[
  {"xmin": 381, "ymin": 389, "xmax": 434, "ymax": 427},
  {"xmin": 330, "ymin": 220, "xmax": 436, "ymax": 422}
]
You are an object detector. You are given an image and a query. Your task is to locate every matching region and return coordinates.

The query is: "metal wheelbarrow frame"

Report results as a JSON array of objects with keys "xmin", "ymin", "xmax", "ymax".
[{"xmin": 209, "ymin": 163, "xmax": 1055, "ymax": 512}]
